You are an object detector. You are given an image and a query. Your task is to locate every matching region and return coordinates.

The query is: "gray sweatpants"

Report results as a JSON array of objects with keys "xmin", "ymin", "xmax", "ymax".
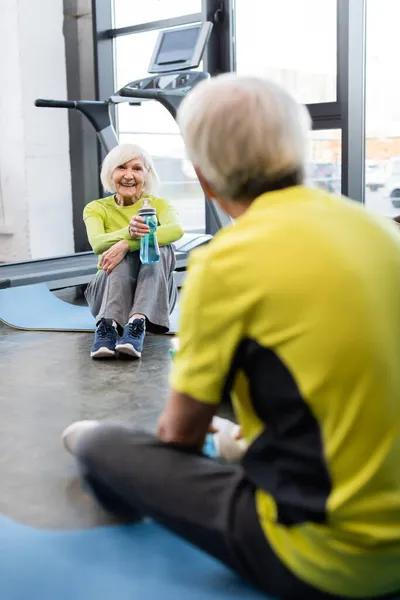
[
  {"xmin": 85, "ymin": 246, "xmax": 177, "ymax": 333},
  {"xmin": 75, "ymin": 425, "xmax": 370, "ymax": 599}
]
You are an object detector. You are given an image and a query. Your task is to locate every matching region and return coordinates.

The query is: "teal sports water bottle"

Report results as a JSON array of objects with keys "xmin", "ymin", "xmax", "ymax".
[{"xmin": 138, "ymin": 198, "xmax": 160, "ymax": 264}]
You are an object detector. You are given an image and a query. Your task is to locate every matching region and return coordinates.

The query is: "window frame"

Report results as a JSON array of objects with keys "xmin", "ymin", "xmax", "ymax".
[{"xmin": 92, "ymin": 0, "xmax": 367, "ymax": 235}]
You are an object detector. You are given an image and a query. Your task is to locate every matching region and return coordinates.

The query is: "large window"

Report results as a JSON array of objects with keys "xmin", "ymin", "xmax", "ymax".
[
  {"xmin": 365, "ymin": 0, "xmax": 400, "ymax": 217},
  {"xmin": 235, "ymin": 0, "xmax": 337, "ymax": 105},
  {"xmin": 113, "ymin": 0, "xmax": 201, "ymax": 29},
  {"xmin": 115, "ymin": 30, "xmax": 159, "ymax": 85},
  {"xmin": 114, "ymin": 30, "xmax": 205, "ymax": 233},
  {"xmin": 98, "ymin": 0, "xmax": 359, "ymax": 241},
  {"xmin": 308, "ymin": 130, "xmax": 342, "ymax": 194}
]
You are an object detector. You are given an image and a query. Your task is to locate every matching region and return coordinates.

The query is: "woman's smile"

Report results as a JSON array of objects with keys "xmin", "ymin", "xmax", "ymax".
[{"xmin": 112, "ymin": 157, "xmax": 146, "ymax": 204}]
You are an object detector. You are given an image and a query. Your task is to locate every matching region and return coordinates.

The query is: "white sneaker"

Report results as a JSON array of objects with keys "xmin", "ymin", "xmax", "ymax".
[
  {"xmin": 62, "ymin": 420, "xmax": 100, "ymax": 456},
  {"xmin": 212, "ymin": 416, "xmax": 247, "ymax": 463},
  {"xmin": 170, "ymin": 338, "xmax": 180, "ymax": 352},
  {"xmin": 169, "ymin": 337, "xmax": 180, "ymax": 360}
]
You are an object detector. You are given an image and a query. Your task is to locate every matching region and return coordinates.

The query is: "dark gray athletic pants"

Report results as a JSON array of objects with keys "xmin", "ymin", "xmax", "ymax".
[{"xmin": 75, "ymin": 424, "xmax": 399, "ymax": 599}]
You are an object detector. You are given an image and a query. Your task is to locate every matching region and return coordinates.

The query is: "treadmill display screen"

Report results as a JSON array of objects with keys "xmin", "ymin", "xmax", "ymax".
[
  {"xmin": 148, "ymin": 22, "xmax": 212, "ymax": 73},
  {"xmin": 156, "ymin": 27, "xmax": 199, "ymax": 65}
]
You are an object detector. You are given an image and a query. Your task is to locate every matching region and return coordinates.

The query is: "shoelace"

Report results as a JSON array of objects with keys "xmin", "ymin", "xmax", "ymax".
[
  {"xmin": 127, "ymin": 320, "xmax": 145, "ymax": 339},
  {"xmin": 97, "ymin": 321, "xmax": 115, "ymax": 340}
]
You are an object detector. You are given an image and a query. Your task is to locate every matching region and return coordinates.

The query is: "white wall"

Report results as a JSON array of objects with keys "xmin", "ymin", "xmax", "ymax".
[{"xmin": 0, "ymin": 0, "xmax": 73, "ymax": 262}]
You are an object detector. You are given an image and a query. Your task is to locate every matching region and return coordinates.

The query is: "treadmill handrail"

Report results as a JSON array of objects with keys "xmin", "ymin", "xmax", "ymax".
[
  {"xmin": 119, "ymin": 88, "xmax": 186, "ymax": 100},
  {"xmin": 35, "ymin": 99, "xmax": 112, "ymax": 134},
  {"xmin": 35, "ymin": 99, "xmax": 77, "ymax": 109}
]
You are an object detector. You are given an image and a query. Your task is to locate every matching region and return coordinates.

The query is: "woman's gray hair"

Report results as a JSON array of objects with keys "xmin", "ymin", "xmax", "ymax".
[
  {"xmin": 177, "ymin": 74, "xmax": 311, "ymax": 201},
  {"xmin": 100, "ymin": 143, "xmax": 160, "ymax": 195}
]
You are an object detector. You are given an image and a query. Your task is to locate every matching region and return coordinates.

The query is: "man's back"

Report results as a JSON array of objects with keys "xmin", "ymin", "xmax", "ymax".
[{"xmin": 173, "ymin": 185, "xmax": 400, "ymax": 596}]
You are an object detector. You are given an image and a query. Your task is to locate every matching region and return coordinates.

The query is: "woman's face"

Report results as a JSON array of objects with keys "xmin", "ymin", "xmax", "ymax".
[{"xmin": 112, "ymin": 157, "xmax": 146, "ymax": 202}]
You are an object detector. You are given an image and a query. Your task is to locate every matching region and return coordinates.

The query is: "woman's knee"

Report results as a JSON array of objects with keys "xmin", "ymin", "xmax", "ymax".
[
  {"xmin": 160, "ymin": 245, "xmax": 176, "ymax": 271},
  {"xmin": 160, "ymin": 244, "xmax": 174, "ymax": 257},
  {"xmin": 109, "ymin": 252, "xmax": 139, "ymax": 276}
]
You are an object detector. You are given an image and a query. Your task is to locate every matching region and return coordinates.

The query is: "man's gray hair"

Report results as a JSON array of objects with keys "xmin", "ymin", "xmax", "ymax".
[
  {"xmin": 177, "ymin": 74, "xmax": 311, "ymax": 200},
  {"xmin": 100, "ymin": 143, "xmax": 160, "ymax": 195}
]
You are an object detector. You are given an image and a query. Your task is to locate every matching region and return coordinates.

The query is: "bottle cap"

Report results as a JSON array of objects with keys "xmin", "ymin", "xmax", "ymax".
[
  {"xmin": 138, "ymin": 197, "xmax": 156, "ymax": 215},
  {"xmin": 142, "ymin": 197, "xmax": 151, "ymax": 209}
]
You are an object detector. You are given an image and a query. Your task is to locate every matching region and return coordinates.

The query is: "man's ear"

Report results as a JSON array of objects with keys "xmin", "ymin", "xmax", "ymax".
[
  {"xmin": 194, "ymin": 165, "xmax": 235, "ymax": 218},
  {"xmin": 194, "ymin": 166, "xmax": 217, "ymax": 200}
]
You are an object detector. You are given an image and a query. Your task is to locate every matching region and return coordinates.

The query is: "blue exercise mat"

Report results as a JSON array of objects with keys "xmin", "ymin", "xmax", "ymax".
[
  {"xmin": 0, "ymin": 284, "xmax": 95, "ymax": 332},
  {"xmin": 0, "ymin": 514, "xmax": 267, "ymax": 600},
  {"xmin": 0, "ymin": 284, "xmax": 179, "ymax": 333}
]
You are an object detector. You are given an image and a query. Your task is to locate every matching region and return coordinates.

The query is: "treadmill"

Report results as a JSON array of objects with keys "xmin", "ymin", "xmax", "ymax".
[{"xmin": 1, "ymin": 22, "xmax": 231, "ymax": 291}]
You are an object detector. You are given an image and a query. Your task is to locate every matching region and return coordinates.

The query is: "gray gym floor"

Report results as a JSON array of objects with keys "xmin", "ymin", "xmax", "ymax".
[
  {"xmin": 0, "ymin": 285, "xmax": 176, "ymax": 530},
  {"xmin": 0, "ymin": 287, "xmax": 233, "ymax": 531}
]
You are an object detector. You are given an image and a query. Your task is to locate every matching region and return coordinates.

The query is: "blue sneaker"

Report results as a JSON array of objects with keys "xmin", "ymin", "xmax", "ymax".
[
  {"xmin": 90, "ymin": 319, "xmax": 118, "ymax": 359},
  {"xmin": 115, "ymin": 318, "xmax": 146, "ymax": 358}
]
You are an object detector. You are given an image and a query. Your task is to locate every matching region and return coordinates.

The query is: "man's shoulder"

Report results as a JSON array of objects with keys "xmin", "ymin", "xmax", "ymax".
[{"xmin": 187, "ymin": 224, "xmax": 247, "ymax": 280}]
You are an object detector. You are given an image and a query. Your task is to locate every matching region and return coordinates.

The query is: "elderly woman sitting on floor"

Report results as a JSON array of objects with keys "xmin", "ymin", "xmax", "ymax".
[{"xmin": 83, "ymin": 143, "xmax": 183, "ymax": 360}]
